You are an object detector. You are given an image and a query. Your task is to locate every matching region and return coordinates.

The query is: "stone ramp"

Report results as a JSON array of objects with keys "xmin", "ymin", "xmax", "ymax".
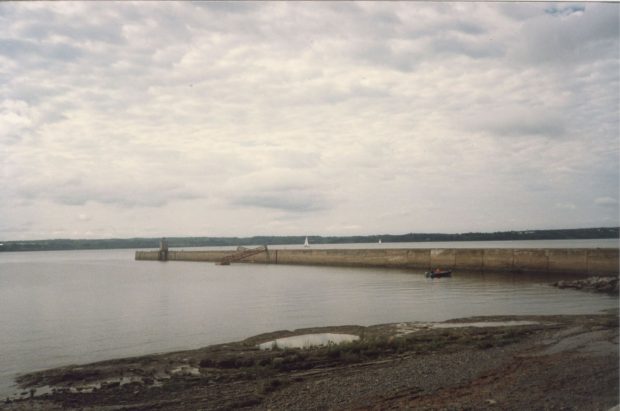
[{"xmin": 218, "ymin": 245, "xmax": 268, "ymax": 265}]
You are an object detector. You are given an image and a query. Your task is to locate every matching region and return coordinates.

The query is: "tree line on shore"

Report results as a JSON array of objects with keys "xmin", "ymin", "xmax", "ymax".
[{"xmin": 1, "ymin": 227, "xmax": 618, "ymax": 252}]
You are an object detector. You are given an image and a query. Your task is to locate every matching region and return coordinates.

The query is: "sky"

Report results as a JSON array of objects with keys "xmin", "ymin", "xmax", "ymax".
[{"xmin": 1, "ymin": 2, "xmax": 619, "ymax": 240}]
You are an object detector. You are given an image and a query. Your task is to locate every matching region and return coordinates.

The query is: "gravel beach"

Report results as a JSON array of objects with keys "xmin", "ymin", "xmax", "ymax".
[{"xmin": 3, "ymin": 311, "xmax": 618, "ymax": 411}]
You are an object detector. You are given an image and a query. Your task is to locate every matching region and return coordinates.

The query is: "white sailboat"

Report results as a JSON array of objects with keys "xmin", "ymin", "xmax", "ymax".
[
  {"xmin": 304, "ymin": 236, "xmax": 309, "ymax": 247},
  {"xmin": 378, "ymin": 239, "xmax": 382, "ymax": 244}
]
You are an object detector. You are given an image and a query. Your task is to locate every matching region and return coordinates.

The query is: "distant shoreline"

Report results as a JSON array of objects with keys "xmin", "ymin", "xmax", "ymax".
[{"xmin": 1, "ymin": 227, "xmax": 618, "ymax": 252}]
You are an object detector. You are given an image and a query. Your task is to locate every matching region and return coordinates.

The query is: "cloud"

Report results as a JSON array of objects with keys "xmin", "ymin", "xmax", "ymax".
[
  {"xmin": 555, "ymin": 202, "xmax": 577, "ymax": 210},
  {"xmin": 0, "ymin": 99, "xmax": 34, "ymax": 143},
  {"xmin": 223, "ymin": 168, "xmax": 331, "ymax": 213},
  {"xmin": 510, "ymin": 4, "xmax": 619, "ymax": 66},
  {"xmin": 595, "ymin": 197, "xmax": 619, "ymax": 207},
  {"xmin": 429, "ymin": 34, "xmax": 504, "ymax": 59},
  {"xmin": 544, "ymin": 5, "xmax": 585, "ymax": 17},
  {"xmin": 194, "ymin": 1, "xmax": 259, "ymax": 15},
  {"xmin": 0, "ymin": 38, "xmax": 82, "ymax": 62},
  {"xmin": 0, "ymin": 2, "xmax": 618, "ymax": 239},
  {"xmin": 14, "ymin": 175, "xmax": 204, "ymax": 208},
  {"xmin": 232, "ymin": 192, "xmax": 327, "ymax": 213},
  {"xmin": 462, "ymin": 107, "xmax": 567, "ymax": 138}
]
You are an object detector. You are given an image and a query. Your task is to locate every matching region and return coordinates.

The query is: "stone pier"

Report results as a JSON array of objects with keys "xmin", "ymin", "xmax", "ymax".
[{"xmin": 135, "ymin": 247, "xmax": 620, "ymax": 276}]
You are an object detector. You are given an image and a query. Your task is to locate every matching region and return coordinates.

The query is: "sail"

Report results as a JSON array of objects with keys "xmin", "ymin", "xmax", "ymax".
[{"xmin": 304, "ymin": 236, "xmax": 309, "ymax": 247}]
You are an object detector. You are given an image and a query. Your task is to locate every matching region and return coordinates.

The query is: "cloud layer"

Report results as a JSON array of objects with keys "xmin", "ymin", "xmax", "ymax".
[{"xmin": 1, "ymin": 2, "xmax": 618, "ymax": 239}]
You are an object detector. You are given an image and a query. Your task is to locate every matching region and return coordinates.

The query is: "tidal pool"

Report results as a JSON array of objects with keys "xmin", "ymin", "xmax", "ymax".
[{"xmin": 258, "ymin": 333, "xmax": 360, "ymax": 350}]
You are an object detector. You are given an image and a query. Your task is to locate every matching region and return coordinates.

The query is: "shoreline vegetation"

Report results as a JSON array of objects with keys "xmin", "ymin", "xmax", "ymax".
[
  {"xmin": 1, "ymin": 227, "xmax": 618, "ymax": 252},
  {"xmin": 5, "ymin": 311, "xmax": 618, "ymax": 410}
]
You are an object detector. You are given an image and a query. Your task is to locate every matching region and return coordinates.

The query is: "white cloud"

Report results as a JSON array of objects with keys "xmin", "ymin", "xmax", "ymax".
[
  {"xmin": 595, "ymin": 197, "xmax": 619, "ymax": 207},
  {"xmin": 0, "ymin": 2, "xmax": 618, "ymax": 239},
  {"xmin": 555, "ymin": 202, "xmax": 577, "ymax": 210},
  {"xmin": 509, "ymin": 3, "xmax": 619, "ymax": 66}
]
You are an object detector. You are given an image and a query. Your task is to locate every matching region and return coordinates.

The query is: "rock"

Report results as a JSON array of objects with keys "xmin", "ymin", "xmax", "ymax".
[
  {"xmin": 551, "ymin": 276, "xmax": 619, "ymax": 295},
  {"xmin": 101, "ymin": 381, "xmax": 120, "ymax": 389}
]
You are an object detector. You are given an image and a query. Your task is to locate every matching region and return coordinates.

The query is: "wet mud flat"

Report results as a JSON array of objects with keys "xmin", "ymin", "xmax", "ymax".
[{"xmin": 4, "ymin": 311, "xmax": 618, "ymax": 411}]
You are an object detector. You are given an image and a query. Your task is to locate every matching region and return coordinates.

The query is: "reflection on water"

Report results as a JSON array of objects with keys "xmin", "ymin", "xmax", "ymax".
[
  {"xmin": 0, "ymin": 248, "xmax": 617, "ymax": 396},
  {"xmin": 258, "ymin": 333, "xmax": 359, "ymax": 350}
]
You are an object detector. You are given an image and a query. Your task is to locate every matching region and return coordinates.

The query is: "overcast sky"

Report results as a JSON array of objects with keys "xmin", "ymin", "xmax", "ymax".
[{"xmin": 1, "ymin": 2, "xmax": 619, "ymax": 240}]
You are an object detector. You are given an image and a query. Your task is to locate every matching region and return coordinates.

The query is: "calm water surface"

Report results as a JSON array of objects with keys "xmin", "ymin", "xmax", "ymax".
[{"xmin": 0, "ymin": 243, "xmax": 618, "ymax": 395}]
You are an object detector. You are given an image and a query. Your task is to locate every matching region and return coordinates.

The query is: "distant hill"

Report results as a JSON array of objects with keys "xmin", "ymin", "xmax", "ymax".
[{"xmin": 1, "ymin": 227, "xmax": 618, "ymax": 252}]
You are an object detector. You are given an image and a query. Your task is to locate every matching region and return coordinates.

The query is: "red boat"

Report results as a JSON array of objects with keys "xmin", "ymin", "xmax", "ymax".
[{"xmin": 425, "ymin": 270, "xmax": 452, "ymax": 279}]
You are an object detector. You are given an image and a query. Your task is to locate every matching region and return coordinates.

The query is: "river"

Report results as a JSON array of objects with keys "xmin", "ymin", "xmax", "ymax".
[{"xmin": 0, "ymin": 239, "xmax": 618, "ymax": 396}]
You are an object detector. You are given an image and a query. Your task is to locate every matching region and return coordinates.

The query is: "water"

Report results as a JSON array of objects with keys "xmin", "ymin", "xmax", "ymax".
[{"xmin": 0, "ymin": 243, "xmax": 618, "ymax": 396}]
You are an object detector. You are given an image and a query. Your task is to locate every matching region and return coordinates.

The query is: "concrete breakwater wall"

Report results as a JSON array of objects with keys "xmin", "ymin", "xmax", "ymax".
[{"xmin": 135, "ymin": 248, "xmax": 619, "ymax": 276}]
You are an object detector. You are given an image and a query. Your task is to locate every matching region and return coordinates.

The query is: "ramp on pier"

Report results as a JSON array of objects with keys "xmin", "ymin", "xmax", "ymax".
[{"xmin": 217, "ymin": 245, "xmax": 268, "ymax": 265}]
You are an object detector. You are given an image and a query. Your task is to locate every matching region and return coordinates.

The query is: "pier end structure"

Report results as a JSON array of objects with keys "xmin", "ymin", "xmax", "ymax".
[
  {"xmin": 135, "ymin": 247, "xmax": 620, "ymax": 276},
  {"xmin": 157, "ymin": 238, "xmax": 169, "ymax": 261}
]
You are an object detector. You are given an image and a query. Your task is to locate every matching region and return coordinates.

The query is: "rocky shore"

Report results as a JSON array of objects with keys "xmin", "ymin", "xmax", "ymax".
[
  {"xmin": 552, "ymin": 276, "xmax": 619, "ymax": 295},
  {"xmin": 3, "ymin": 310, "xmax": 618, "ymax": 411}
]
